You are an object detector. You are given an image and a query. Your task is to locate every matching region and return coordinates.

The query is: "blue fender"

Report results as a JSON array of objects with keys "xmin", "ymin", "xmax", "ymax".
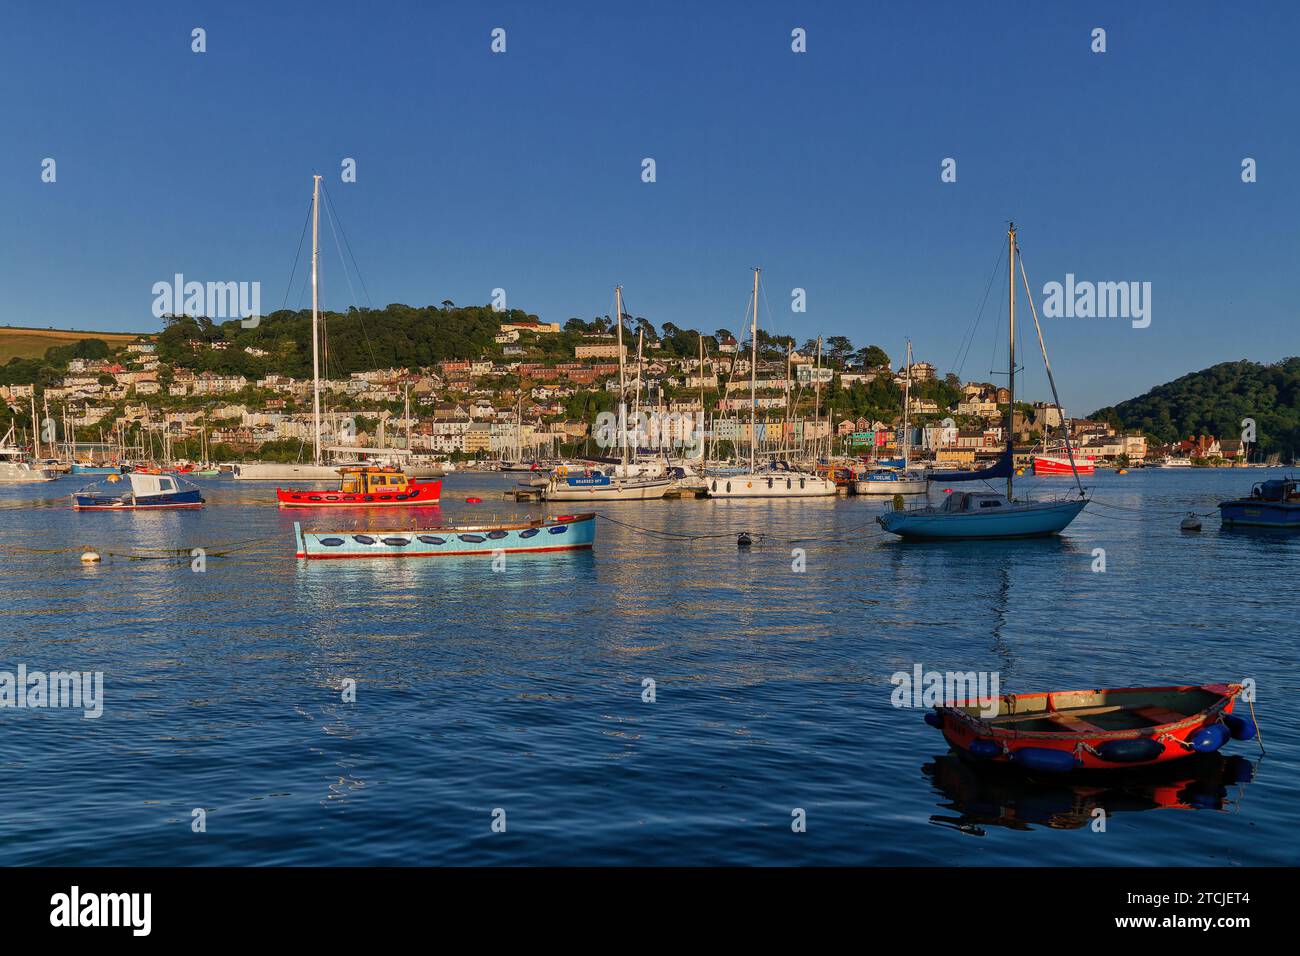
[
  {"xmin": 1097, "ymin": 737, "xmax": 1165, "ymax": 763},
  {"xmin": 1011, "ymin": 747, "xmax": 1078, "ymax": 773},
  {"xmin": 1224, "ymin": 713, "xmax": 1257, "ymax": 741},
  {"xmin": 1191, "ymin": 722, "xmax": 1231, "ymax": 753},
  {"xmin": 968, "ymin": 739, "xmax": 1000, "ymax": 759},
  {"xmin": 923, "ymin": 711, "xmax": 944, "ymax": 730}
]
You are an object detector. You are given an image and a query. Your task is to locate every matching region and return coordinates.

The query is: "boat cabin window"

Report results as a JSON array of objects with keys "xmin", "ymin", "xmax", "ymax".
[
  {"xmin": 158, "ymin": 477, "xmax": 175, "ymax": 492},
  {"xmin": 979, "ymin": 499, "xmax": 1002, "ymax": 508},
  {"xmin": 341, "ymin": 476, "xmax": 361, "ymax": 493}
]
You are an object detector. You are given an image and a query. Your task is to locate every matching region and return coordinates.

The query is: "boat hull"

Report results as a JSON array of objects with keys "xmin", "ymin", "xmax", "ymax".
[
  {"xmin": 854, "ymin": 477, "xmax": 929, "ymax": 495},
  {"xmin": 72, "ymin": 489, "xmax": 205, "ymax": 510},
  {"xmin": 294, "ymin": 514, "xmax": 596, "ymax": 558},
  {"xmin": 706, "ymin": 474, "xmax": 837, "ymax": 498},
  {"xmin": 277, "ymin": 480, "xmax": 442, "ymax": 508},
  {"xmin": 232, "ymin": 462, "xmax": 347, "ymax": 481},
  {"xmin": 1033, "ymin": 456, "xmax": 1095, "ymax": 477},
  {"xmin": 1218, "ymin": 499, "xmax": 1300, "ymax": 528},
  {"xmin": 543, "ymin": 477, "xmax": 672, "ymax": 501},
  {"xmin": 928, "ymin": 684, "xmax": 1243, "ymax": 772},
  {"xmin": 878, "ymin": 498, "xmax": 1086, "ymax": 539}
]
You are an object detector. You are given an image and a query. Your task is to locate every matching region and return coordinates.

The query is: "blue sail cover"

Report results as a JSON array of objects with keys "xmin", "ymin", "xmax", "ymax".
[{"xmin": 929, "ymin": 448, "xmax": 1014, "ymax": 483}]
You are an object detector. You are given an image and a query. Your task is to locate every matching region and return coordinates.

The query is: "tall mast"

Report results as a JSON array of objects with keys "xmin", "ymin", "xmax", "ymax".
[
  {"xmin": 698, "ymin": 332, "xmax": 706, "ymax": 462},
  {"xmin": 1007, "ymin": 222, "xmax": 1016, "ymax": 501},
  {"xmin": 814, "ymin": 336, "xmax": 822, "ymax": 462},
  {"xmin": 750, "ymin": 268, "xmax": 759, "ymax": 474},
  {"xmin": 903, "ymin": 339, "xmax": 912, "ymax": 471},
  {"xmin": 30, "ymin": 394, "xmax": 39, "ymax": 459},
  {"xmin": 311, "ymin": 174, "xmax": 323, "ymax": 466},
  {"xmin": 615, "ymin": 285, "xmax": 627, "ymax": 465}
]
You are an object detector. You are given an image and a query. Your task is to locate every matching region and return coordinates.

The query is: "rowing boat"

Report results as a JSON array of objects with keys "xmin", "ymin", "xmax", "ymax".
[
  {"xmin": 293, "ymin": 513, "xmax": 596, "ymax": 558},
  {"xmin": 923, "ymin": 684, "xmax": 1254, "ymax": 772}
]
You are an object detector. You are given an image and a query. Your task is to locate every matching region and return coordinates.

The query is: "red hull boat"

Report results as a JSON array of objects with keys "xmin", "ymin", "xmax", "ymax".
[
  {"xmin": 1033, "ymin": 455, "xmax": 1095, "ymax": 476},
  {"xmin": 924, "ymin": 683, "xmax": 1254, "ymax": 772},
  {"xmin": 276, "ymin": 465, "xmax": 441, "ymax": 508}
]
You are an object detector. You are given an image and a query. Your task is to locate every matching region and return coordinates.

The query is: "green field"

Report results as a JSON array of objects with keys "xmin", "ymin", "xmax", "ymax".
[{"xmin": 0, "ymin": 326, "xmax": 149, "ymax": 363}]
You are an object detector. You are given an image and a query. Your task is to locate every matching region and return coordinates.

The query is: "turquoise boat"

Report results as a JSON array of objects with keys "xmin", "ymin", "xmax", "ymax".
[
  {"xmin": 1219, "ymin": 477, "xmax": 1300, "ymax": 528},
  {"xmin": 879, "ymin": 492, "xmax": 1087, "ymax": 539},
  {"xmin": 294, "ymin": 513, "xmax": 596, "ymax": 559}
]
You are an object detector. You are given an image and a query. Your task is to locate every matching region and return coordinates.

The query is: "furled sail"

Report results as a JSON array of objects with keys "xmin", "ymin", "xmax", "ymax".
[{"xmin": 929, "ymin": 449, "xmax": 1014, "ymax": 483}]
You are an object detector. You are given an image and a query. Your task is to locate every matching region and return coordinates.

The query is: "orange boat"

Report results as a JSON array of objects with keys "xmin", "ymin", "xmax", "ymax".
[
  {"xmin": 276, "ymin": 465, "xmax": 441, "ymax": 508},
  {"xmin": 924, "ymin": 684, "xmax": 1255, "ymax": 772}
]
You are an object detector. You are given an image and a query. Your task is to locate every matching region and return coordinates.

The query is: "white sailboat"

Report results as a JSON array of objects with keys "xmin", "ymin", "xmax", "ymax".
[
  {"xmin": 0, "ymin": 423, "xmax": 57, "ymax": 482},
  {"xmin": 855, "ymin": 340, "xmax": 929, "ymax": 495},
  {"xmin": 707, "ymin": 269, "xmax": 836, "ymax": 499},
  {"xmin": 543, "ymin": 285, "xmax": 673, "ymax": 502},
  {"xmin": 234, "ymin": 175, "xmax": 358, "ymax": 481}
]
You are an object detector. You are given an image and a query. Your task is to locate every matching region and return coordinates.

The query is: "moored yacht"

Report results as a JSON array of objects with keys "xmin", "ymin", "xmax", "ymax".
[{"xmin": 878, "ymin": 223, "xmax": 1087, "ymax": 539}]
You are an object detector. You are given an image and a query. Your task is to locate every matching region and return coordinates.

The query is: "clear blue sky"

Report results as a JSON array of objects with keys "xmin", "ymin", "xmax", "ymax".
[{"xmin": 2, "ymin": 0, "xmax": 1296, "ymax": 413}]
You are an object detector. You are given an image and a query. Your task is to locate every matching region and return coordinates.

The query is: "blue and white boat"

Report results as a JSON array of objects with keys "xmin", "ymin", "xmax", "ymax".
[
  {"xmin": 72, "ymin": 472, "xmax": 205, "ymax": 510},
  {"xmin": 877, "ymin": 223, "xmax": 1088, "ymax": 540},
  {"xmin": 294, "ymin": 512, "xmax": 596, "ymax": 558},
  {"xmin": 1219, "ymin": 477, "xmax": 1300, "ymax": 528}
]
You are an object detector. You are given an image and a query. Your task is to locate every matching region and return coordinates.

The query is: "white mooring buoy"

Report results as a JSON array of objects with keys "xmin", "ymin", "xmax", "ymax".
[
  {"xmin": 80, "ymin": 550, "xmax": 102, "ymax": 563},
  {"xmin": 1179, "ymin": 513, "xmax": 1202, "ymax": 532}
]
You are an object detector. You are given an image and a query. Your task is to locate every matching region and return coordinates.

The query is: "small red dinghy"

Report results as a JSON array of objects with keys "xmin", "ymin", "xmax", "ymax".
[{"xmin": 925, "ymin": 684, "xmax": 1254, "ymax": 772}]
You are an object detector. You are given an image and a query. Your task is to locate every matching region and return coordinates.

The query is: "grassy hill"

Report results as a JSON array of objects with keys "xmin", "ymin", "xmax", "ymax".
[{"xmin": 0, "ymin": 325, "xmax": 147, "ymax": 363}]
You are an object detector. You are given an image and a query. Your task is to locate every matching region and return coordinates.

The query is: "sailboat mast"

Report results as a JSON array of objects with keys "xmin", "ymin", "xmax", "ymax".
[
  {"xmin": 698, "ymin": 332, "xmax": 706, "ymax": 462},
  {"xmin": 311, "ymin": 174, "xmax": 323, "ymax": 466},
  {"xmin": 750, "ymin": 268, "xmax": 759, "ymax": 473},
  {"xmin": 814, "ymin": 336, "xmax": 822, "ymax": 461},
  {"xmin": 30, "ymin": 394, "xmax": 40, "ymax": 460},
  {"xmin": 1007, "ymin": 222, "xmax": 1016, "ymax": 501},
  {"xmin": 903, "ymin": 339, "xmax": 912, "ymax": 470},
  {"xmin": 615, "ymin": 285, "xmax": 627, "ymax": 465}
]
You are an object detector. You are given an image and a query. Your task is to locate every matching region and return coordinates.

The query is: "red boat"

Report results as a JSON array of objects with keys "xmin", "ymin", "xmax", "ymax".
[
  {"xmin": 1033, "ymin": 454, "xmax": 1095, "ymax": 476},
  {"xmin": 276, "ymin": 465, "xmax": 441, "ymax": 508},
  {"xmin": 924, "ymin": 683, "xmax": 1254, "ymax": 772}
]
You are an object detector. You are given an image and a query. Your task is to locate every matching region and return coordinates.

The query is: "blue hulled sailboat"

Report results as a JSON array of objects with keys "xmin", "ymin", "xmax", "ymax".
[{"xmin": 878, "ymin": 223, "xmax": 1088, "ymax": 540}]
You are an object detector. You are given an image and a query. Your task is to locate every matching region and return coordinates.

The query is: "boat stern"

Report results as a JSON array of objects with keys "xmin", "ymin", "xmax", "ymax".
[{"xmin": 293, "ymin": 521, "xmax": 306, "ymax": 558}]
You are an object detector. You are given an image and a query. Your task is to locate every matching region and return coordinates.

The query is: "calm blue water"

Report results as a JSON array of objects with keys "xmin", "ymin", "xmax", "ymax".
[{"xmin": 0, "ymin": 468, "xmax": 1295, "ymax": 865}]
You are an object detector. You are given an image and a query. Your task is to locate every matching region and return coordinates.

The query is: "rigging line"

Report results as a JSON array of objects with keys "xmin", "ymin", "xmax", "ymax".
[
  {"xmin": 280, "ymin": 197, "xmax": 314, "ymax": 313},
  {"xmin": 952, "ymin": 242, "xmax": 1005, "ymax": 378},
  {"xmin": 321, "ymin": 188, "xmax": 380, "ymax": 375},
  {"xmin": 1017, "ymin": 246, "xmax": 1085, "ymax": 496},
  {"xmin": 322, "ymin": 183, "xmax": 375, "ymax": 309}
]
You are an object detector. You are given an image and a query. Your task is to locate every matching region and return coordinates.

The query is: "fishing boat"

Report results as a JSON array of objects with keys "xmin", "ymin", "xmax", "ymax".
[
  {"xmin": 878, "ymin": 224, "xmax": 1088, "ymax": 539},
  {"xmin": 855, "ymin": 342, "xmax": 929, "ymax": 495},
  {"xmin": 276, "ymin": 465, "xmax": 441, "ymax": 508},
  {"xmin": 1218, "ymin": 476, "xmax": 1300, "ymax": 528},
  {"xmin": 923, "ymin": 683, "xmax": 1253, "ymax": 773},
  {"xmin": 1033, "ymin": 454, "xmax": 1095, "ymax": 477},
  {"xmin": 707, "ymin": 269, "xmax": 836, "ymax": 499},
  {"xmin": 72, "ymin": 472, "xmax": 205, "ymax": 510},
  {"xmin": 293, "ymin": 513, "xmax": 595, "ymax": 558}
]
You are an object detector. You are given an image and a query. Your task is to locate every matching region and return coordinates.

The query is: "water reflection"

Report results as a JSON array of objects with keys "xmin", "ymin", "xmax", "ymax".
[{"xmin": 923, "ymin": 750, "xmax": 1257, "ymax": 834}]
